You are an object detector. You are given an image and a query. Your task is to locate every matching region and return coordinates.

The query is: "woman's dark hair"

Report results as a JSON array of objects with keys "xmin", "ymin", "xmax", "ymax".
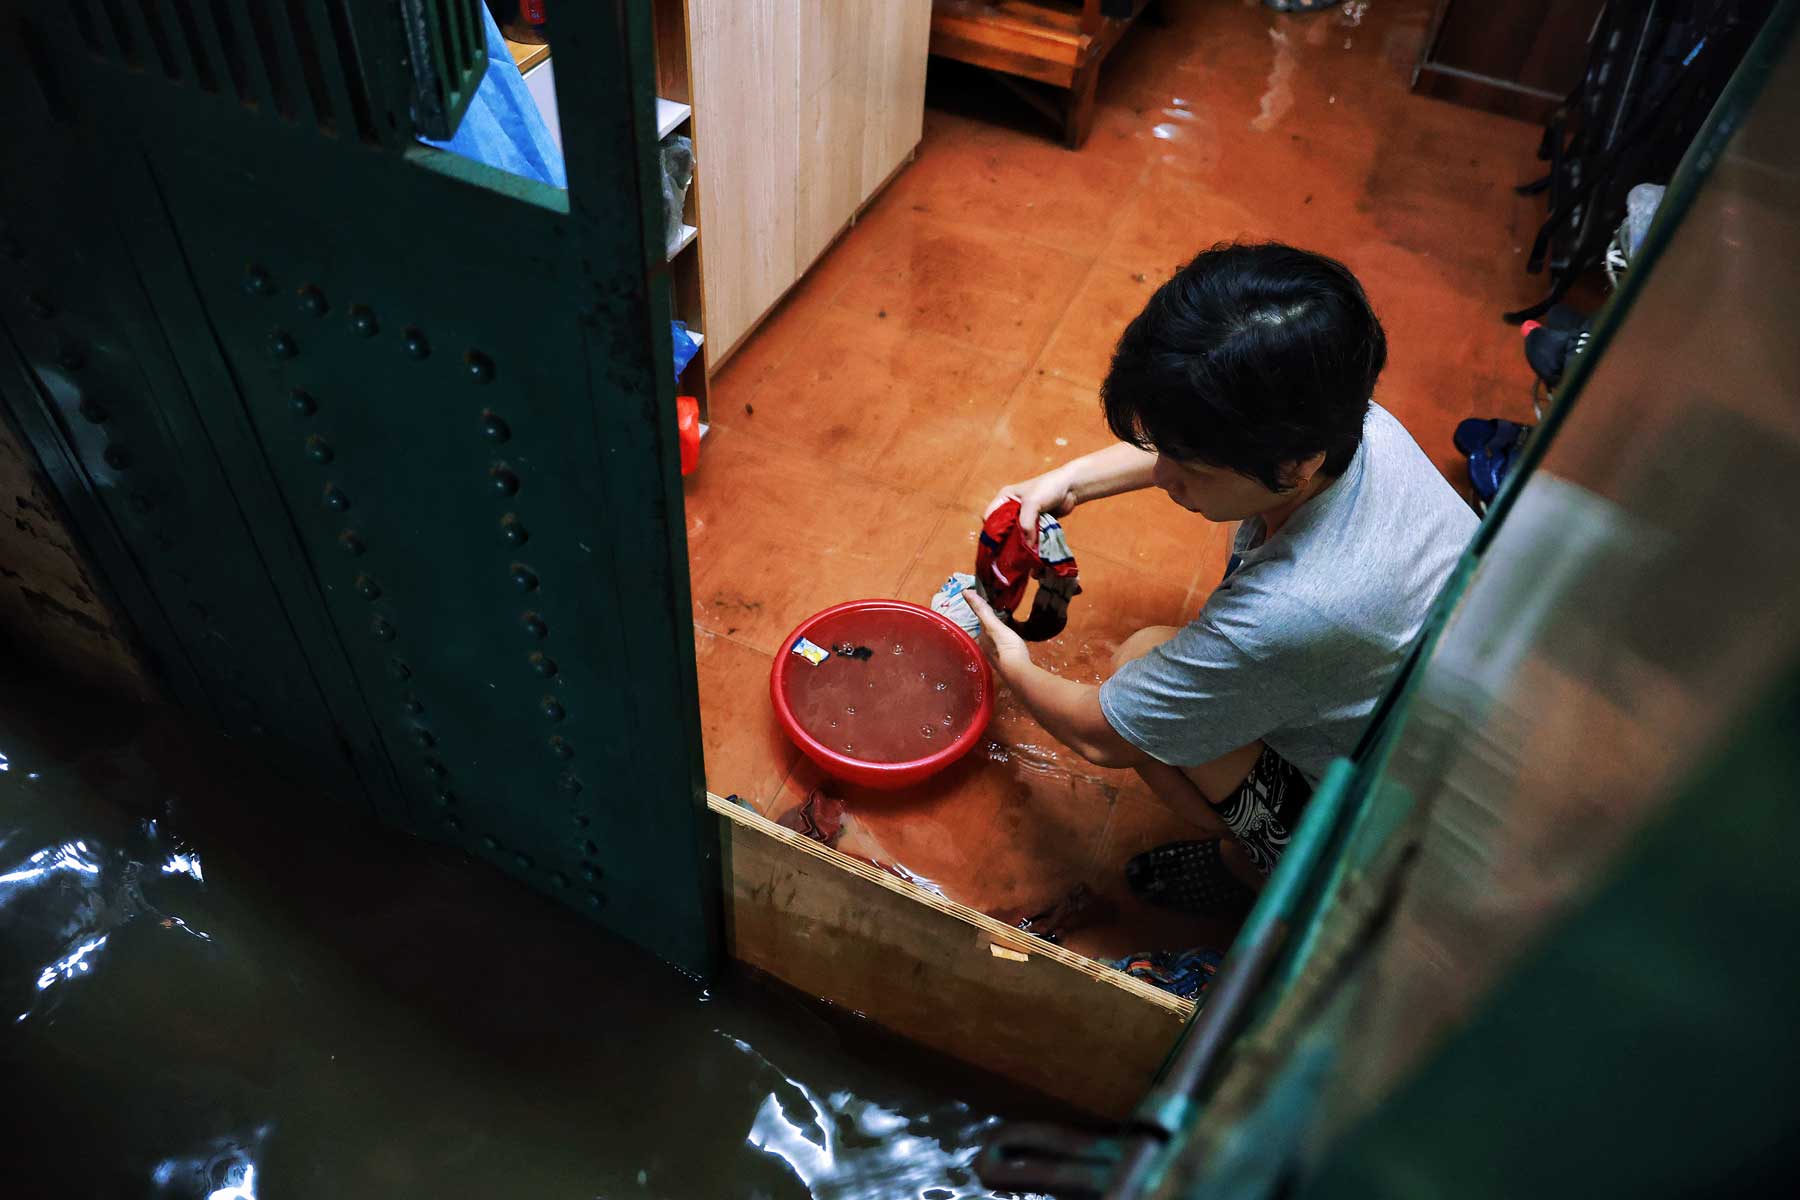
[{"xmin": 1101, "ymin": 242, "xmax": 1385, "ymax": 491}]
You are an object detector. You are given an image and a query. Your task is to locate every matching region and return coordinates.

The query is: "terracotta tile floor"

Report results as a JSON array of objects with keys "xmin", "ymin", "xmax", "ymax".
[{"xmin": 684, "ymin": 0, "xmax": 1543, "ymax": 967}]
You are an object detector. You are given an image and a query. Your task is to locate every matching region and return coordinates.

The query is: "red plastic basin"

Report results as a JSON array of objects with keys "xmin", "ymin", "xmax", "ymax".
[{"xmin": 770, "ymin": 599, "xmax": 993, "ymax": 790}]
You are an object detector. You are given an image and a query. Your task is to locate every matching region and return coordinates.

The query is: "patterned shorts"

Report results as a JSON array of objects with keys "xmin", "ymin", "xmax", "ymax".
[{"xmin": 1214, "ymin": 745, "xmax": 1314, "ymax": 877}]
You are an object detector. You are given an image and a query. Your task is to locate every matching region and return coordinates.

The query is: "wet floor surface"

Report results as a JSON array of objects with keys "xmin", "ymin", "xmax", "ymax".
[
  {"xmin": 686, "ymin": 0, "xmax": 1544, "ymax": 965},
  {"xmin": 0, "ymin": 674, "xmax": 1063, "ymax": 1199}
]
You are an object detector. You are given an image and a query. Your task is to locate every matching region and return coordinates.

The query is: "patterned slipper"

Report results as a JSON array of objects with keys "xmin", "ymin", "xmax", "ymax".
[{"xmin": 1125, "ymin": 840, "xmax": 1256, "ymax": 916}]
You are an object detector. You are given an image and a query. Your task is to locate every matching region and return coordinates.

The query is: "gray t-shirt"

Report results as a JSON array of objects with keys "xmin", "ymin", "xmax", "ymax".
[{"xmin": 1099, "ymin": 404, "xmax": 1476, "ymax": 783}]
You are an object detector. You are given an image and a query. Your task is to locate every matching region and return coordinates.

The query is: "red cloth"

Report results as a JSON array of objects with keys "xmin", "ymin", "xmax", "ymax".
[{"xmin": 976, "ymin": 499, "xmax": 1079, "ymax": 615}]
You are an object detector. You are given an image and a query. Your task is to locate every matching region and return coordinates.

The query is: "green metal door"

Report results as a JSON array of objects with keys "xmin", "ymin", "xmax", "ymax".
[{"xmin": 0, "ymin": 3, "xmax": 718, "ymax": 976}]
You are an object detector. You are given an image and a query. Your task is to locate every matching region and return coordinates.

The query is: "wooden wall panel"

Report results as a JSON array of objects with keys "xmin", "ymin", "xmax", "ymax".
[
  {"xmin": 862, "ymin": 0, "xmax": 931, "ymax": 205},
  {"xmin": 689, "ymin": 0, "xmax": 799, "ymax": 358},
  {"xmin": 796, "ymin": 1, "xmax": 871, "ymax": 270},
  {"xmin": 692, "ymin": 0, "xmax": 929, "ymax": 361},
  {"xmin": 713, "ymin": 794, "xmax": 1192, "ymax": 1120}
]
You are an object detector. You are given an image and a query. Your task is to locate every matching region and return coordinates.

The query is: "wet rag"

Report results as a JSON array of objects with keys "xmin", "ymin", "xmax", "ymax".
[
  {"xmin": 777, "ymin": 789, "xmax": 947, "ymax": 897},
  {"xmin": 975, "ymin": 500, "xmax": 1082, "ymax": 641},
  {"xmin": 930, "ymin": 573, "xmax": 983, "ymax": 641}
]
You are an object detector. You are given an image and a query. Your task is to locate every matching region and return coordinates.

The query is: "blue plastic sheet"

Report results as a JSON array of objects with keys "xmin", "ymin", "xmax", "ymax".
[{"xmin": 418, "ymin": 7, "xmax": 567, "ymax": 189}]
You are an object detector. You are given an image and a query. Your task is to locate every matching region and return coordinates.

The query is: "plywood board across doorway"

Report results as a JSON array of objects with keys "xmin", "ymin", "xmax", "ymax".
[{"xmin": 711, "ymin": 793, "xmax": 1193, "ymax": 1119}]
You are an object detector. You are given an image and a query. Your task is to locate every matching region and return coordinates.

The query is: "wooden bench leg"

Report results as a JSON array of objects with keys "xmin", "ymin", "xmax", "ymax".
[{"xmin": 1064, "ymin": 60, "xmax": 1101, "ymax": 150}]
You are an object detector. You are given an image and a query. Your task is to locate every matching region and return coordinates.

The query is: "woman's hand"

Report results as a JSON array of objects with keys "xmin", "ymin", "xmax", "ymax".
[
  {"xmin": 965, "ymin": 590, "xmax": 1029, "ymax": 676},
  {"xmin": 984, "ymin": 469, "xmax": 1080, "ymax": 550}
]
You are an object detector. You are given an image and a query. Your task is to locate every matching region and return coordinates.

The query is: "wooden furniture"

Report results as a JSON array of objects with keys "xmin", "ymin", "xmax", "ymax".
[
  {"xmin": 685, "ymin": 0, "xmax": 932, "ymax": 365},
  {"xmin": 507, "ymin": 4, "xmax": 931, "ymax": 381},
  {"xmin": 1413, "ymin": 0, "xmax": 1608, "ymax": 123},
  {"xmin": 930, "ymin": 0, "xmax": 1154, "ymax": 149},
  {"xmin": 650, "ymin": 2, "xmax": 708, "ymax": 414}
]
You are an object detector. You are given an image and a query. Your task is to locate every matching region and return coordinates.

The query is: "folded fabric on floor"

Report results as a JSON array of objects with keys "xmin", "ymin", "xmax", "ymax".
[
  {"xmin": 975, "ymin": 500, "xmax": 1082, "ymax": 641},
  {"xmin": 1109, "ymin": 947, "xmax": 1224, "ymax": 999},
  {"xmin": 778, "ymin": 788, "xmax": 847, "ymax": 842},
  {"xmin": 775, "ymin": 789, "xmax": 947, "ymax": 898}
]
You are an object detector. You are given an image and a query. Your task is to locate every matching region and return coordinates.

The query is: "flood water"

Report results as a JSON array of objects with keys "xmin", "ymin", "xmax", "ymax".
[
  {"xmin": 786, "ymin": 611, "xmax": 986, "ymax": 764},
  {"xmin": 0, "ymin": 670, "xmax": 1060, "ymax": 1199}
]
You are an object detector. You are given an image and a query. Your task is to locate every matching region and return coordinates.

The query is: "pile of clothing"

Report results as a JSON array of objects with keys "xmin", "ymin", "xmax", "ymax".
[{"xmin": 931, "ymin": 500, "xmax": 1081, "ymax": 642}]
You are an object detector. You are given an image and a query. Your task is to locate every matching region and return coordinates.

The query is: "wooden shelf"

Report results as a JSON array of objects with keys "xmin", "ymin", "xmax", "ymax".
[
  {"xmin": 654, "ymin": 0, "xmax": 707, "ymax": 420},
  {"xmin": 503, "ymin": 36, "xmax": 550, "ymax": 74},
  {"xmin": 666, "ymin": 223, "xmax": 698, "ymax": 261},
  {"xmin": 655, "ymin": 97, "xmax": 691, "ymax": 140}
]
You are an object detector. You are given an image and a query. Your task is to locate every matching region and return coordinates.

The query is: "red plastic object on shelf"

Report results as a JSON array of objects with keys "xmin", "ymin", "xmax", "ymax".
[
  {"xmin": 676, "ymin": 395, "xmax": 700, "ymax": 476},
  {"xmin": 770, "ymin": 599, "xmax": 994, "ymax": 790}
]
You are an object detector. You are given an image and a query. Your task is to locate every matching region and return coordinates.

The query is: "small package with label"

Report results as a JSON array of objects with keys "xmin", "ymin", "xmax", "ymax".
[{"xmin": 789, "ymin": 636, "xmax": 831, "ymax": 666}]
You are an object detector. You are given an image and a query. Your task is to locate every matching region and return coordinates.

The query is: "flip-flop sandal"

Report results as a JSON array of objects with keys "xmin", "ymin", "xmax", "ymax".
[
  {"xmin": 1469, "ymin": 422, "xmax": 1531, "ymax": 503},
  {"xmin": 1125, "ymin": 840, "xmax": 1256, "ymax": 916},
  {"xmin": 1453, "ymin": 417, "xmax": 1525, "ymax": 457}
]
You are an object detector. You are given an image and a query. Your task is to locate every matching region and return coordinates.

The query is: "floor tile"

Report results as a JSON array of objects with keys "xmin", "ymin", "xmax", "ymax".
[
  {"xmin": 828, "ymin": 211, "xmax": 1095, "ymax": 366},
  {"xmin": 956, "ymin": 371, "xmax": 1116, "ymax": 503},
  {"xmin": 682, "ymin": 431, "xmax": 948, "ymax": 648},
  {"xmin": 881, "ymin": 107, "xmax": 1143, "ymax": 251},
  {"xmin": 1036, "ymin": 261, "xmax": 1168, "ymax": 389},
  {"xmin": 729, "ymin": 306, "xmax": 1025, "ymax": 497},
  {"xmin": 692, "ymin": 626, "xmax": 798, "ymax": 813},
  {"xmin": 1100, "ymin": 169, "xmax": 1267, "ymax": 277},
  {"xmin": 1058, "ymin": 782, "xmax": 1245, "ymax": 963},
  {"xmin": 937, "ymin": 766, "xmax": 1110, "ymax": 920},
  {"xmin": 708, "ymin": 261, "xmax": 852, "ymax": 408}
]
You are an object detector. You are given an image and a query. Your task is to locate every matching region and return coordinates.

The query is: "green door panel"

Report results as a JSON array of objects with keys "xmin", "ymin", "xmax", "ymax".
[
  {"xmin": 0, "ymin": 2, "xmax": 718, "ymax": 976},
  {"xmin": 0, "ymin": 41, "xmax": 373, "ymax": 805}
]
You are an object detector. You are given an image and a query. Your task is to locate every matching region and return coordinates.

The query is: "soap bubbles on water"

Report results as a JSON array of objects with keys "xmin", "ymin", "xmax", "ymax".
[
  {"xmin": 920, "ymin": 725, "xmax": 934, "ymax": 740},
  {"xmin": 892, "ymin": 642, "xmax": 905, "ymax": 655},
  {"xmin": 845, "ymin": 706, "xmax": 856, "ymax": 715},
  {"xmin": 934, "ymin": 681, "xmax": 947, "ymax": 692}
]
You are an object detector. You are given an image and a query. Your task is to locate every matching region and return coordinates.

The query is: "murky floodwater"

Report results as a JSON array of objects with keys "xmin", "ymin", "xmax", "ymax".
[{"xmin": 0, "ymin": 673, "xmax": 1058, "ymax": 1198}]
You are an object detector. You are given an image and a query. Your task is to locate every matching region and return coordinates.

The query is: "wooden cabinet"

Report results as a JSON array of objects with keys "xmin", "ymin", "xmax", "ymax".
[
  {"xmin": 689, "ymin": 0, "xmax": 931, "ymax": 364},
  {"xmin": 1414, "ymin": 0, "xmax": 1607, "ymax": 123}
]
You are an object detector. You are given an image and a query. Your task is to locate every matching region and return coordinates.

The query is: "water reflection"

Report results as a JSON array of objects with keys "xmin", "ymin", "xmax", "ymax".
[
  {"xmin": 1, "ymin": 839, "xmax": 100, "ymax": 887},
  {"xmin": 5, "ymin": 825, "xmax": 211, "ymax": 1023},
  {"xmin": 151, "ymin": 1128, "xmax": 270, "ymax": 1200},
  {"xmin": 733, "ymin": 1037, "xmax": 1019, "ymax": 1200},
  {"xmin": 1, "ymin": 686, "xmax": 1051, "ymax": 1198}
]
